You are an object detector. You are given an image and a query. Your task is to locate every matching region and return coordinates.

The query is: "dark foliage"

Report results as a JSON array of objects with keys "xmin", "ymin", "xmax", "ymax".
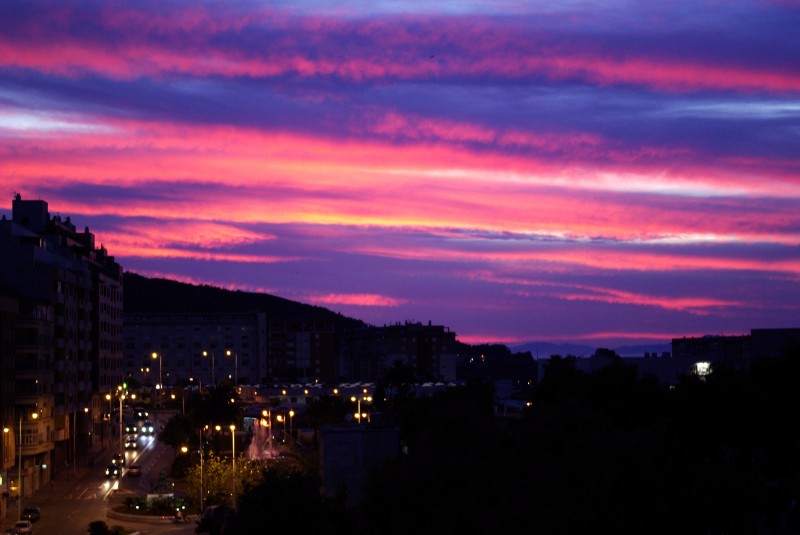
[
  {"xmin": 192, "ymin": 383, "xmax": 243, "ymax": 430},
  {"xmin": 86, "ymin": 521, "xmax": 126, "ymax": 535},
  {"xmin": 225, "ymin": 467, "xmax": 356, "ymax": 535},
  {"xmin": 158, "ymin": 413, "xmax": 194, "ymax": 451},
  {"xmin": 362, "ymin": 350, "xmax": 800, "ymax": 535}
]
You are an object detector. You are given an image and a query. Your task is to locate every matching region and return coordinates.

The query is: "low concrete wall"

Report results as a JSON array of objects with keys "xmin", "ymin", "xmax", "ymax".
[{"xmin": 106, "ymin": 508, "xmax": 176, "ymax": 524}]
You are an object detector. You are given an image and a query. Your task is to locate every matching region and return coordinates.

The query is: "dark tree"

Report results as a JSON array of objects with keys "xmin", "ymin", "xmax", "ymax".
[
  {"xmin": 193, "ymin": 383, "xmax": 242, "ymax": 428},
  {"xmin": 225, "ymin": 467, "xmax": 355, "ymax": 535},
  {"xmin": 158, "ymin": 413, "xmax": 194, "ymax": 451}
]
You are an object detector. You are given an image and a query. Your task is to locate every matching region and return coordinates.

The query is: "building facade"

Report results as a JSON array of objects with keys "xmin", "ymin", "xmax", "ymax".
[
  {"xmin": 0, "ymin": 195, "xmax": 123, "ymax": 510},
  {"xmin": 123, "ymin": 312, "xmax": 267, "ymax": 388},
  {"xmin": 340, "ymin": 322, "xmax": 458, "ymax": 383}
]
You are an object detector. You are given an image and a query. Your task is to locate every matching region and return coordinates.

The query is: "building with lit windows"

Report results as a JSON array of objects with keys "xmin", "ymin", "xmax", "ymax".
[{"xmin": 0, "ymin": 195, "xmax": 123, "ymax": 506}]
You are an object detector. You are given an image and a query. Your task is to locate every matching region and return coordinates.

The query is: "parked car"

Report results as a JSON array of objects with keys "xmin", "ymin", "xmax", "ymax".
[
  {"xmin": 141, "ymin": 421, "xmax": 155, "ymax": 435},
  {"xmin": 21, "ymin": 506, "xmax": 41, "ymax": 522},
  {"xmin": 111, "ymin": 453, "xmax": 126, "ymax": 466},
  {"xmin": 105, "ymin": 464, "xmax": 120, "ymax": 478},
  {"xmin": 127, "ymin": 464, "xmax": 142, "ymax": 477},
  {"xmin": 13, "ymin": 521, "xmax": 32, "ymax": 535}
]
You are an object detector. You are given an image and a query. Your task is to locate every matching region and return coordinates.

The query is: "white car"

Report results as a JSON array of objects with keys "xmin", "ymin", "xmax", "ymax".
[{"xmin": 13, "ymin": 521, "xmax": 32, "ymax": 534}]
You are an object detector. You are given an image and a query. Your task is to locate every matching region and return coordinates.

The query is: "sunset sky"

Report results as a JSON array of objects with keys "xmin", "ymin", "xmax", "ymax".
[{"xmin": 1, "ymin": 0, "xmax": 799, "ymax": 347}]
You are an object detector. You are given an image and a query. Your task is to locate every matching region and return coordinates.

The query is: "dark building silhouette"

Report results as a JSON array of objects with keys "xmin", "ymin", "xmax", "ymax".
[
  {"xmin": 0, "ymin": 195, "xmax": 123, "ymax": 508},
  {"xmin": 340, "ymin": 321, "xmax": 458, "ymax": 383}
]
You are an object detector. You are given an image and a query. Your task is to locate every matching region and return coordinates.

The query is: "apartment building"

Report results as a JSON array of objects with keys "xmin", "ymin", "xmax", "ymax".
[{"xmin": 0, "ymin": 195, "xmax": 122, "ymax": 508}]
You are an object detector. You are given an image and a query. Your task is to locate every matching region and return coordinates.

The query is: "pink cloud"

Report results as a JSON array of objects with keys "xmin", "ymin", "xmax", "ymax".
[
  {"xmin": 2, "ymin": 9, "xmax": 798, "ymax": 94},
  {"xmin": 3, "ymin": 114, "xmax": 798, "ymax": 268},
  {"xmin": 102, "ymin": 220, "xmax": 272, "ymax": 250},
  {"xmin": 559, "ymin": 286, "xmax": 743, "ymax": 315},
  {"xmin": 307, "ymin": 293, "xmax": 407, "ymax": 307}
]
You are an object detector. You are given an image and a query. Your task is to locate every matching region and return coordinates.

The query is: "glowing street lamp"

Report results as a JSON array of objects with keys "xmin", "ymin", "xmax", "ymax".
[
  {"xmin": 230, "ymin": 424, "xmax": 236, "ymax": 508},
  {"xmin": 202, "ymin": 351, "xmax": 216, "ymax": 386},
  {"xmin": 226, "ymin": 350, "xmax": 238, "ymax": 387},
  {"xmin": 199, "ymin": 424, "xmax": 209, "ymax": 512},
  {"xmin": 117, "ymin": 387, "xmax": 126, "ymax": 458},
  {"xmin": 276, "ymin": 414, "xmax": 287, "ymax": 443},
  {"xmin": 152, "ymin": 353, "xmax": 163, "ymax": 409},
  {"xmin": 18, "ymin": 411, "xmax": 39, "ymax": 520},
  {"xmin": 189, "ymin": 376, "xmax": 202, "ymax": 394},
  {"xmin": 288, "ymin": 410, "xmax": 295, "ymax": 438},
  {"xmin": 261, "ymin": 409, "xmax": 273, "ymax": 457},
  {"xmin": 351, "ymin": 395, "xmax": 372, "ymax": 424},
  {"xmin": 84, "ymin": 407, "xmax": 90, "ymax": 448},
  {"xmin": 2, "ymin": 427, "xmax": 8, "ymax": 480}
]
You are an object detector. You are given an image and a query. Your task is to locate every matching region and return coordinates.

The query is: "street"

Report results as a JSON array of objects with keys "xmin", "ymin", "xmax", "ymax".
[{"xmin": 1, "ymin": 412, "xmax": 196, "ymax": 535}]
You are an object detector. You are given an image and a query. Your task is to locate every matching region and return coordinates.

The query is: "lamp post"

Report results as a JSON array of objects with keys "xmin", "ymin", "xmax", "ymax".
[
  {"xmin": 84, "ymin": 407, "xmax": 90, "ymax": 449},
  {"xmin": 189, "ymin": 377, "xmax": 203, "ymax": 394},
  {"xmin": 351, "ymin": 395, "xmax": 372, "ymax": 423},
  {"xmin": 18, "ymin": 416, "xmax": 22, "ymax": 520},
  {"xmin": 230, "ymin": 424, "xmax": 236, "ymax": 508},
  {"xmin": 72, "ymin": 409, "xmax": 77, "ymax": 478},
  {"xmin": 170, "ymin": 392, "xmax": 185, "ymax": 415},
  {"xmin": 288, "ymin": 410, "xmax": 295, "ymax": 439},
  {"xmin": 2, "ymin": 427, "xmax": 8, "ymax": 487},
  {"xmin": 225, "ymin": 350, "xmax": 237, "ymax": 388},
  {"xmin": 118, "ymin": 389, "xmax": 126, "ymax": 458},
  {"xmin": 18, "ymin": 412, "xmax": 39, "ymax": 520},
  {"xmin": 152, "ymin": 352, "xmax": 162, "ymax": 406},
  {"xmin": 262, "ymin": 410, "xmax": 273, "ymax": 457},
  {"xmin": 350, "ymin": 396, "xmax": 364, "ymax": 424},
  {"xmin": 199, "ymin": 425, "xmax": 207, "ymax": 512},
  {"xmin": 105, "ymin": 394, "xmax": 112, "ymax": 447},
  {"xmin": 202, "ymin": 351, "xmax": 216, "ymax": 387}
]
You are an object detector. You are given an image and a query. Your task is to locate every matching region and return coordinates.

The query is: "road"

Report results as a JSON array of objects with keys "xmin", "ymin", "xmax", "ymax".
[{"xmin": 1, "ymin": 411, "xmax": 196, "ymax": 535}]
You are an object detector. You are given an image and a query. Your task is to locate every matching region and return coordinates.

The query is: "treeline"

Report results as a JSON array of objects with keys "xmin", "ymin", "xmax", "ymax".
[
  {"xmin": 203, "ymin": 349, "xmax": 800, "ymax": 534},
  {"xmin": 362, "ymin": 350, "xmax": 800, "ymax": 535}
]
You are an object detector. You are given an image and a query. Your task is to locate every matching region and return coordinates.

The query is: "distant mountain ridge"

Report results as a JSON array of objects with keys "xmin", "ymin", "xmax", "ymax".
[
  {"xmin": 123, "ymin": 272, "xmax": 365, "ymax": 329},
  {"xmin": 124, "ymin": 273, "xmax": 672, "ymax": 356},
  {"xmin": 511, "ymin": 341, "xmax": 672, "ymax": 359}
]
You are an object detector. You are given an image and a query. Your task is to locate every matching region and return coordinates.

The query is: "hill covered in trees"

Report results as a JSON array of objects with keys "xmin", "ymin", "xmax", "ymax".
[{"xmin": 123, "ymin": 271, "xmax": 365, "ymax": 330}]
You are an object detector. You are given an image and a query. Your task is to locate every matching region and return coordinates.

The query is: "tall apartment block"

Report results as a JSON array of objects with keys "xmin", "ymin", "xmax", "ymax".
[
  {"xmin": 340, "ymin": 321, "xmax": 458, "ymax": 383},
  {"xmin": 0, "ymin": 194, "xmax": 122, "ymax": 513}
]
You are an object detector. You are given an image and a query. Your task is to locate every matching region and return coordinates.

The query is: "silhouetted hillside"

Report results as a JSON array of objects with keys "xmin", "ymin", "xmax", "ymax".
[{"xmin": 123, "ymin": 272, "xmax": 365, "ymax": 329}]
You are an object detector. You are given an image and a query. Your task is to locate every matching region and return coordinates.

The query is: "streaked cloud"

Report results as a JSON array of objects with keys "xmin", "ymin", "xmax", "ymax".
[
  {"xmin": 1, "ymin": 0, "xmax": 798, "ymax": 346},
  {"xmin": 308, "ymin": 293, "xmax": 408, "ymax": 307}
]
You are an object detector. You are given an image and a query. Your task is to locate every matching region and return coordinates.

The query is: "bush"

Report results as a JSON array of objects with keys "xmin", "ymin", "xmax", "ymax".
[{"xmin": 87, "ymin": 521, "xmax": 128, "ymax": 535}]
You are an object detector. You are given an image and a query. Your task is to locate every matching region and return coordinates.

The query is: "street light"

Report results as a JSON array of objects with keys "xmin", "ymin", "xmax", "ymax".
[
  {"xmin": 202, "ymin": 351, "xmax": 216, "ymax": 386},
  {"xmin": 18, "ymin": 411, "xmax": 39, "ymax": 521},
  {"xmin": 230, "ymin": 424, "xmax": 236, "ymax": 508},
  {"xmin": 262, "ymin": 410, "xmax": 273, "ymax": 457},
  {"xmin": 276, "ymin": 414, "xmax": 284, "ymax": 442},
  {"xmin": 2, "ymin": 427, "xmax": 9, "ymax": 482},
  {"xmin": 288, "ymin": 410, "xmax": 295, "ymax": 438},
  {"xmin": 118, "ymin": 390, "xmax": 126, "ymax": 459},
  {"xmin": 84, "ymin": 407, "xmax": 91, "ymax": 451},
  {"xmin": 351, "ymin": 395, "xmax": 372, "ymax": 424},
  {"xmin": 199, "ymin": 424, "xmax": 208, "ymax": 512},
  {"xmin": 226, "ymin": 350, "xmax": 237, "ymax": 388},
  {"xmin": 170, "ymin": 392, "xmax": 185, "ymax": 415},
  {"xmin": 189, "ymin": 376, "xmax": 203, "ymax": 394},
  {"xmin": 152, "ymin": 353, "xmax": 162, "ymax": 407}
]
